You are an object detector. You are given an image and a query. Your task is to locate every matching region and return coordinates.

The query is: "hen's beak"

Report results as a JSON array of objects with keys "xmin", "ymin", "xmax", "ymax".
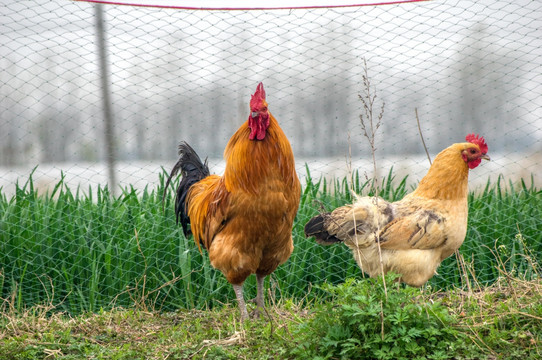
[
  {"xmin": 251, "ymin": 111, "xmax": 258, "ymax": 118},
  {"xmin": 481, "ymin": 154, "xmax": 490, "ymax": 161}
]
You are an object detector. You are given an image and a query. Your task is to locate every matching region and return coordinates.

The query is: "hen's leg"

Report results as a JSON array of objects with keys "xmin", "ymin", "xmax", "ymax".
[{"xmin": 232, "ymin": 284, "xmax": 249, "ymax": 321}]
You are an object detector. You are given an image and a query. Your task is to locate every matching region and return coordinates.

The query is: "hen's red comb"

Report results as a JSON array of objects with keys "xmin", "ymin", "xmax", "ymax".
[
  {"xmin": 250, "ymin": 82, "xmax": 266, "ymax": 109},
  {"xmin": 466, "ymin": 133, "xmax": 488, "ymax": 154}
]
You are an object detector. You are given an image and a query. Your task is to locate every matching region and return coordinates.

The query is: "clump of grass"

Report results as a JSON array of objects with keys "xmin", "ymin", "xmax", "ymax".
[{"xmin": 290, "ymin": 274, "xmax": 469, "ymax": 360}]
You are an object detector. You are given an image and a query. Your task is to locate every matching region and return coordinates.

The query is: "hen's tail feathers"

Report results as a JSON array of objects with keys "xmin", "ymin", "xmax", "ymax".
[
  {"xmin": 304, "ymin": 213, "xmax": 343, "ymax": 245},
  {"xmin": 163, "ymin": 141, "xmax": 210, "ymax": 236}
]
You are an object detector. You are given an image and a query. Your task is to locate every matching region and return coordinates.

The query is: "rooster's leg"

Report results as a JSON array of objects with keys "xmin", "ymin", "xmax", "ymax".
[
  {"xmin": 248, "ymin": 274, "xmax": 266, "ymax": 319},
  {"xmin": 255, "ymin": 274, "xmax": 265, "ymax": 310},
  {"xmin": 232, "ymin": 284, "xmax": 249, "ymax": 321}
]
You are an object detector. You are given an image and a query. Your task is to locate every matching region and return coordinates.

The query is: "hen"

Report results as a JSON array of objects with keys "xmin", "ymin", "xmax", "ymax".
[
  {"xmin": 164, "ymin": 83, "xmax": 301, "ymax": 320},
  {"xmin": 304, "ymin": 134, "xmax": 489, "ymax": 287}
]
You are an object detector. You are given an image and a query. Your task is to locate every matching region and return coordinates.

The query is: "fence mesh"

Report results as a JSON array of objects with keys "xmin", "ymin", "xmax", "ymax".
[{"xmin": 1, "ymin": 0, "xmax": 541, "ymax": 313}]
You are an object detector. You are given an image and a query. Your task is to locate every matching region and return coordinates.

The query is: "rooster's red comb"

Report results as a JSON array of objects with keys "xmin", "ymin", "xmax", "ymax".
[
  {"xmin": 250, "ymin": 82, "xmax": 266, "ymax": 109},
  {"xmin": 466, "ymin": 133, "xmax": 488, "ymax": 154}
]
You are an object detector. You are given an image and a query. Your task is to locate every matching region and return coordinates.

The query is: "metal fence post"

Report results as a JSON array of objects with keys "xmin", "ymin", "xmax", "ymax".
[{"xmin": 95, "ymin": 3, "xmax": 117, "ymax": 196}]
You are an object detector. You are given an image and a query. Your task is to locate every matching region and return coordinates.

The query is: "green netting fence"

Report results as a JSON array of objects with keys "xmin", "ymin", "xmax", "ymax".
[{"xmin": 1, "ymin": 0, "xmax": 541, "ymax": 314}]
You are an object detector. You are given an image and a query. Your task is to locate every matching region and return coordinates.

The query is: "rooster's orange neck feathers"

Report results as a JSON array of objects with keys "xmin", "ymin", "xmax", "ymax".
[{"xmin": 223, "ymin": 114, "xmax": 297, "ymax": 194}]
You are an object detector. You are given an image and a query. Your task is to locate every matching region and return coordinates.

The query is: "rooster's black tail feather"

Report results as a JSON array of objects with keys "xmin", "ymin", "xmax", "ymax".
[{"xmin": 163, "ymin": 141, "xmax": 210, "ymax": 236}]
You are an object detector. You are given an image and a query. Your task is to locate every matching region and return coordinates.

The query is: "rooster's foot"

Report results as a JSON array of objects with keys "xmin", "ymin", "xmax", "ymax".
[{"xmin": 250, "ymin": 307, "xmax": 264, "ymax": 319}]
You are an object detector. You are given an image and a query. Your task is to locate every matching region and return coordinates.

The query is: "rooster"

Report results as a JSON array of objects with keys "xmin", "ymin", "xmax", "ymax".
[
  {"xmin": 304, "ymin": 134, "xmax": 490, "ymax": 287},
  {"xmin": 164, "ymin": 83, "xmax": 301, "ymax": 321}
]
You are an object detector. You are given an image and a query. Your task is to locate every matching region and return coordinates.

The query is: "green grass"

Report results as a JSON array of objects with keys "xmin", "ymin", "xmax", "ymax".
[
  {"xmin": 1, "ymin": 276, "xmax": 540, "ymax": 359},
  {"xmin": 0, "ymin": 168, "xmax": 540, "ymax": 359},
  {"xmin": 290, "ymin": 275, "xmax": 542, "ymax": 360},
  {"xmin": 0, "ymin": 168, "xmax": 540, "ymax": 315}
]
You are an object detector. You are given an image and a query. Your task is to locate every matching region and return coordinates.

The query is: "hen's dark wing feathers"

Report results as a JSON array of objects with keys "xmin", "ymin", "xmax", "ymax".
[
  {"xmin": 378, "ymin": 208, "xmax": 447, "ymax": 250},
  {"xmin": 304, "ymin": 213, "xmax": 343, "ymax": 245}
]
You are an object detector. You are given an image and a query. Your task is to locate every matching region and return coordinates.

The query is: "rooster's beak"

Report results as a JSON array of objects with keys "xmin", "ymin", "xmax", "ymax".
[
  {"xmin": 481, "ymin": 154, "xmax": 490, "ymax": 161},
  {"xmin": 251, "ymin": 111, "xmax": 258, "ymax": 118}
]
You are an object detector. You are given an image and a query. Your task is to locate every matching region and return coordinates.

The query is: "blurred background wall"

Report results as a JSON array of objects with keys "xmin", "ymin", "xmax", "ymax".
[{"xmin": 1, "ymin": 0, "xmax": 540, "ymax": 195}]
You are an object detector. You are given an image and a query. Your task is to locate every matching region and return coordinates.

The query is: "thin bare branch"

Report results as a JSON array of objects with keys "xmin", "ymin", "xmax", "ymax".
[
  {"xmin": 357, "ymin": 59, "xmax": 387, "ymax": 302},
  {"xmin": 415, "ymin": 108, "xmax": 432, "ymax": 166}
]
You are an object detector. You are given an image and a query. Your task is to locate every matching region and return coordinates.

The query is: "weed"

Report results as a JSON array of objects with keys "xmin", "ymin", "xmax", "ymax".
[{"xmin": 291, "ymin": 274, "xmax": 470, "ymax": 360}]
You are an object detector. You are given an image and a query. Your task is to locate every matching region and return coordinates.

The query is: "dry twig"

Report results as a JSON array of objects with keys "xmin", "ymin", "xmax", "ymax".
[{"xmin": 357, "ymin": 58, "xmax": 386, "ymax": 298}]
